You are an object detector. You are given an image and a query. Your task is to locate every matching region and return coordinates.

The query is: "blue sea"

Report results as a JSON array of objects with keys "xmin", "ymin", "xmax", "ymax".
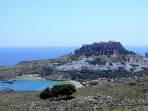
[
  {"xmin": 0, "ymin": 46, "xmax": 147, "ymax": 66},
  {"xmin": 0, "ymin": 47, "xmax": 76, "ymax": 66},
  {"xmin": 125, "ymin": 46, "xmax": 148, "ymax": 56},
  {"xmin": 0, "ymin": 80, "xmax": 64, "ymax": 91}
]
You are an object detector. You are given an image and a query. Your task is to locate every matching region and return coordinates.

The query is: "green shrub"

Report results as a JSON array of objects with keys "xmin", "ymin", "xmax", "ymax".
[
  {"xmin": 39, "ymin": 87, "xmax": 50, "ymax": 99},
  {"xmin": 39, "ymin": 84, "xmax": 76, "ymax": 100},
  {"xmin": 51, "ymin": 84, "xmax": 76, "ymax": 97}
]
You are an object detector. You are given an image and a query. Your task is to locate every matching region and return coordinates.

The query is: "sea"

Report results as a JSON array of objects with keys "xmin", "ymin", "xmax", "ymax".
[
  {"xmin": 0, "ymin": 46, "xmax": 147, "ymax": 91},
  {"xmin": 0, "ymin": 46, "xmax": 147, "ymax": 66},
  {"xmin": 0, "ymin": 47, "xmax": 76, "ymax": 91},
  {"xmin": 0, "ymin": 47, "xmax": 77, "ymax": 66},
  {"xmin": 0, "ymin": 80, "xmax": 64, "ymax": 91}
]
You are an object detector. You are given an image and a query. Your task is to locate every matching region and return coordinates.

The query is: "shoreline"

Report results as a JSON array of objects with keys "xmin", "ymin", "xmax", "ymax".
[
  {"xmin": 1, "ymin": 74, "xmax": 84, "ymax": 89},
  {"xmin": 15, "ymin": 79, "xmax": 84, "ymax": 89},
  {"xmin": 65, "ymin": 80, "xmax": 83, "ymax": 89}
]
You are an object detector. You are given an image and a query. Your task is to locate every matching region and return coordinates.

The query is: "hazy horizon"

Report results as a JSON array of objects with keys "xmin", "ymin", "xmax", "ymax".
[
  {"xmin": 0, "ymin": 43, "xmax": 148, "ymax": 48},
  {"xmin": 0, "ymin": 46, "xmax": 148, "ymax": 66},
  {"xmin": 0, "ymin": 0, "xmax": 148, "ymax": 47}
]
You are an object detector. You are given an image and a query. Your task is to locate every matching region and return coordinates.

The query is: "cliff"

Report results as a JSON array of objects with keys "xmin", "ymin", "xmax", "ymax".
[{"xmin": 75, "ymin": 41, "xmax": 133, "ymax": 56}]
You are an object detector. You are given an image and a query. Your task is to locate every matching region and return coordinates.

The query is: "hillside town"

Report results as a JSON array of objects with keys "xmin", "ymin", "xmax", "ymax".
[
  {"xmin": 49, "ymin": 56, "xmax": 148, "ymax": 73},
  {"xmin": 49, "ymin": 42, "xmax": 148, "ymax": 75}
]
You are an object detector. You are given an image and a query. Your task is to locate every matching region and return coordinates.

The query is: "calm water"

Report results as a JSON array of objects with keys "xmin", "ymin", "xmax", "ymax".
[
  {"xmin": 0, "ymin": 46, "xmax": 147, "ymax": 66},
  {"xmin": 125, "ymin": 46, "xmax": 148, "ymax": 56},
  {"xmin": 0, "ymin": 47, "xmax": 76, "ymax": 66},
  {"xmin": 0, "ymin": 80, "xmax": 64, "ymax": 91}
]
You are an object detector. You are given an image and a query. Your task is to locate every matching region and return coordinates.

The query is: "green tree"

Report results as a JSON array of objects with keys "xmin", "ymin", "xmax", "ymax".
[
  {"xmin": 39, "ymin": 84, "xmax": 76, "ymax": 100},
  {"xmin": 51, "ymin": 84, "xmax": 76, "ymax": 98},
  {"xmin": 61, "ymin": 84, "xmax": 76, "ymax": 97},
  {"xmin": 39, "ymin": 87, "xmax": 50, "ymax": 100},
  {"xmin": 50, "ymin": 85, "xmax": 61, "ymax": 99}
]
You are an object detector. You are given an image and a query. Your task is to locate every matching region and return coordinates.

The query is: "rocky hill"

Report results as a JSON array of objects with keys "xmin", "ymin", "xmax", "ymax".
[
  {"xmin": 0, "ymin": 41, "xmax": 148, "ymax": 81},
  {"xmin": 75, "ymin": 41, "xmax": 134, "ymax": 56}
]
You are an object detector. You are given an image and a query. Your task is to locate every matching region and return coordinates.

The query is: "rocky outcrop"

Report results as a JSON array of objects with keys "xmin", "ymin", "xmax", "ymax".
[{"xmin": 75, "ymin": 41, "xmax": 134, "ymax": 56}]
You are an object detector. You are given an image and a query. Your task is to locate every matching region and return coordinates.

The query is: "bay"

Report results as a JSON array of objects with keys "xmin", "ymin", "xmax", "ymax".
[{"xmin": 0, "ymin": 80, "xmax": 64, "ymax": 91}]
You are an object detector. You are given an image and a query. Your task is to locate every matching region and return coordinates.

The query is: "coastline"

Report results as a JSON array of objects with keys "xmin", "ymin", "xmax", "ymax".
[
  {"xmin": 16, "ymin": 74, "xmax": 84, "ymax": 89},
  {"xmin": 15, "ymin": 78, "xmax": 84, "ymax": 89},
  {"xmin": 1, "ymin": 74, "xmax": 84, "ymax": 89},
  {"xmin": 65, "ymin": 80, "xmax": 83, "ymax": 89}
]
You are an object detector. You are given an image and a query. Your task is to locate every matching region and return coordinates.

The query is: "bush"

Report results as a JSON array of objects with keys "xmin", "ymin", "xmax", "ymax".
[
  {"xmin": 61, "ymin": 84, "xmax": 76, "ymax": 97},
  {"xmin": 39, "ymin": 84, "xmax": 76, "ymax": 100},
  {"xmin": 51, "ymin": 84, "xmax": 76, "ymax": 97},
  {"xmin": 39, "ymin": 87, "xmax": 50, "ymax": 99}
]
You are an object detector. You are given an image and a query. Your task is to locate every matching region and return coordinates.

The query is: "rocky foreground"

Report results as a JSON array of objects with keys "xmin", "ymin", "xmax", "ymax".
[{"xmin": 0, "ymin": 77, "xmax": 148, "ymax": 111}]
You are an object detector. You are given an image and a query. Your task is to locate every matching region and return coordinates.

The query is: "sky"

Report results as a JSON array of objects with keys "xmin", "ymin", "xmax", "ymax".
[{"xmin": 0, "ymin": 0, "xmax": 148, "ymax": 47}]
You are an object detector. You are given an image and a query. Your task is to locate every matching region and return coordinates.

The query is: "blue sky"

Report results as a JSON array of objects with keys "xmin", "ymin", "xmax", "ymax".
[{"xmin": 0, "ymin": 0, "xmax": 148, "ymax": 47}]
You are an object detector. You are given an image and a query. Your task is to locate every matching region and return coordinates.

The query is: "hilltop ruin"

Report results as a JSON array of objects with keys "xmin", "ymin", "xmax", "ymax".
[{"xmin": 74, "ymin": 41, "xmax": 133, "ymax": 56}]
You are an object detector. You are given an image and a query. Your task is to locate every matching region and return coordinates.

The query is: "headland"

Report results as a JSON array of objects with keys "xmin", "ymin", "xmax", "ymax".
[{"xmin": 0, "ymin": 41, "xmax": 148, "ymax": 111}]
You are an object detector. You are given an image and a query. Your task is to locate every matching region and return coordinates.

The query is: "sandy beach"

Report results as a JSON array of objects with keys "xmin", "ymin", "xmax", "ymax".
[
  {"xmin": 66, "ymin": 80, "xmax": 83, "ymax": 89},
  {"xmin": 15, "ymin": 74, "xmax": 83, "ymax": 89}
]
